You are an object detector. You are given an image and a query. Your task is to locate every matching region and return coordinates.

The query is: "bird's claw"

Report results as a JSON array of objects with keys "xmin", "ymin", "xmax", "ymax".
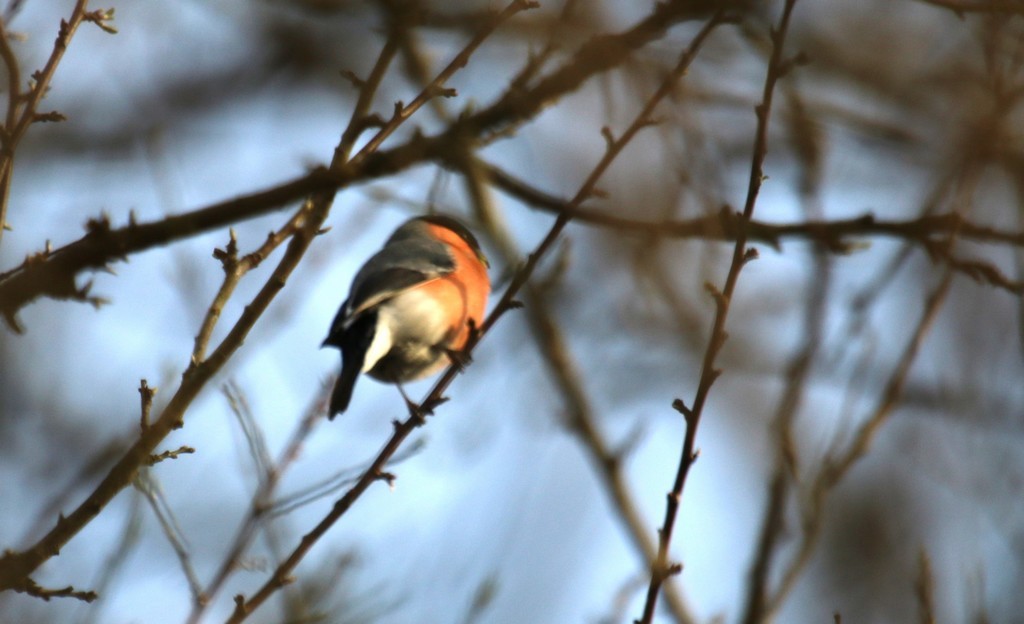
[{"xmin": 445, "ymin": 348, "xmax": 472, "ymax": 371}]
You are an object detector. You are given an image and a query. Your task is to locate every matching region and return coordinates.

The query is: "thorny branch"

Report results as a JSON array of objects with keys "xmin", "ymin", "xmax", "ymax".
[
  {"xmin": 6, "ymin": 164, "xmax": 1018, "ymax": 335},
  {"xmin": 637, "ymin": 1, "xmax": 800, "ymax": 621}
]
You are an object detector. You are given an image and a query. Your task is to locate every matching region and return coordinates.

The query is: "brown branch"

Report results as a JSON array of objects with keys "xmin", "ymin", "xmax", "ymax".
[
  {"xmin": 637, "ymin": 2, "xmax": 800, "ymax": 622},
  {"xmin": 228, "ymin": 10, "xmax": 729, "ymax": 624},
  {"xmin": 0, "ymin": 0, "xmax": 738, "ymax": 329},
  {"xmin": 335, "ymin": 20, "xmax": 402, "ymax": 164},
  {"xmin": 402, "ymin": 5, "xmax": 700, "ymax": 617},
  {"xmin": 478, "ymin": 160, "xmax": 1024, "ymax": 295},
  {"xmin": 464, "ymin": 150, "xmax": 700, "ymax": 624},
  {"xmin": 916, "ymin": 549, "xmax": 937, "ymax": 624},
  {"xmin": 915, "ymin": 0, "xmax": 1024, "ymax": 15},
  {"xmin": 0, "ymin": 169, "xmax": 337, "ymax": 332},
  {"xmin": 761, "ymin": 270, "xmax": 954, "ymax": 619},
  {"xmin": 16, "ymin": 155, "xmax": 1018, "ymax": 336},
  {"xmin": 12, "ymin": 578, "xmax": 97, "ymax": 603},
  {"xmin": 0, "ymin": 197, "xmax": 330, "ymax": 594},
  {"xmin": 0, "ymin": 0, "xmax": 115, "ymax": 246}
]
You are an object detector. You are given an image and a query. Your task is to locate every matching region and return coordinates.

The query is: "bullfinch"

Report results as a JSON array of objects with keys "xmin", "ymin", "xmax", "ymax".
[{"xmin": 323, "ymin": 215, "xmax": 491, "ymax": 418}]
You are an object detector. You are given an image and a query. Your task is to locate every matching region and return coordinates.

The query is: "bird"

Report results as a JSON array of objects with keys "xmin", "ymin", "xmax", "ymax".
[{"xmin": 322, "ymin": 214, "xmax": 491, "ymax": 418}]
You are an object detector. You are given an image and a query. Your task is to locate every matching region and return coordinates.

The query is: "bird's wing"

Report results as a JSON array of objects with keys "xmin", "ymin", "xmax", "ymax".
[
  {"xmin": 347, "ymin": 267, "xmax": 442, "ymax": 316},
  {"xmin": 328, "ymin": 239, "xmax": 456, "ymax": 335}
]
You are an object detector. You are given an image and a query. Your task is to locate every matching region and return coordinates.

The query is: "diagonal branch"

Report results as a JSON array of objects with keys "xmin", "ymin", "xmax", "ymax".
[
  {"xmin": 222, "ymin": 2, "xmax": 539, "ymax": 620},
  {"xmin": 0, "ymin": 0, "xmax": 487, "ymax": 586},
  {"xmin": 0, "ymin": 198, "xmax": 329, "ymax": 596},
  {"xmin": 225, "ymin": 10, "xmax": 730, "ymax": 624},
  {"xmin": 760, "ymin": 269, "xmax": 954, "ymax": 620}
]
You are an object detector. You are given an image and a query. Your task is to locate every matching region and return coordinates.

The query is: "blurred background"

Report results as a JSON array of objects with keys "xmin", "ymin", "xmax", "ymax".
[{"xmin": 1, "ymin": 0, "xmax": 1023, "ymax": 622}]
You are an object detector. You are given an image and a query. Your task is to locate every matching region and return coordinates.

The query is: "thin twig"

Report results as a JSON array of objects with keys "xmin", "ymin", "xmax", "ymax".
[
  {"xmin": 740, "ymin": 79, "xmax": 831, "ymax": 624},
  {"xmin": 192, "ymin": 204, "xmax": 312, "ymax": 363},
  {"xmin": 636, "ymin": 2, "xmax": 800, "ymax": 621},
  {"xmin": 475, "ymin": 159, "xmax": 1024, "ymax": 297},
  {"xmin": 134, "ymin": 471, "xmax": 205, "ymax": 603},
  {"xmin": 13, "ymin": 578, "xmax": 97, "ymax": 603},
  {"xmin": 916, "ymin": 549, "xmax": 937, "ymax": 624},
  {"xmin": 761, "ymin": 270, "xmax": 954, "ymax": 619},
  {"xmin": 186, "ymin": 381, "xmax": 326, "ymax": 621},
  {"xmin": 407, "ymin": 4, "xmax": 700, "ymax": 617},
  {"xmin": 349, "ymin": 0, "xmax": 539, "ymax": 162},
  {"xmin": 0, "ymin": 0, "xmax": 116, "ymax": 246}
]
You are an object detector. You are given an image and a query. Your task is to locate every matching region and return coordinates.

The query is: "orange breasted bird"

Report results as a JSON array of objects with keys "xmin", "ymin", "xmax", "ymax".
[{"xmin": 323, "ymin": 215, "xmax": 491, "ymax": 418}]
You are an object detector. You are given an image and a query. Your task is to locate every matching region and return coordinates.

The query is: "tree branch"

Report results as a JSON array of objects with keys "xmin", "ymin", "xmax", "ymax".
[
  {"xmin": 637, "ymin": 1, "xmax": 800, "ymax": 621},
  {"xmin": 0, "ymin": 0, "xmax": 731, "ymax": 329},
  {"xmin": 0, "ymin": 0, "xmax": 116, "ymax": 247}
]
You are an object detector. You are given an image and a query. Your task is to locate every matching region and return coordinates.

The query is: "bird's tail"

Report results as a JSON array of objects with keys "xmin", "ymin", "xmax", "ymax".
[
  {"xmin": 329, "ymin": 355, "xmax": 361, "ymax": 418},
  {"xmin": 325, "ymin": 309, "xmax": 380, "ymax": 419}
]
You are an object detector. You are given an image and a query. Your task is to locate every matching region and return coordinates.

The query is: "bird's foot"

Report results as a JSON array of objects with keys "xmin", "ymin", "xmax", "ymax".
[{"xmin": 445, "ymin": 347, "xmax": 472, "ymax": 371}]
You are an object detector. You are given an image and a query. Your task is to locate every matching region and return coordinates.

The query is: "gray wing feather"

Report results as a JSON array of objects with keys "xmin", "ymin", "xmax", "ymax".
[{"xmin": 343, "ymin": 236, "xmax": 455, "ymax": 320}]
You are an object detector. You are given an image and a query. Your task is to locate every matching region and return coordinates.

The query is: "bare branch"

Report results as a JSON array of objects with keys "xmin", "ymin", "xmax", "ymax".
[
  {"xmin": 916, "ymin": 0, "xmax": 1024, "ymax": 15},
  {"xmin": 225, "ymin": 2, "xmax": 537, "ymax": 619},
  {"xmin": 0, "ymin": 194, "xmax": 331, "ymax": 594},
  {"xmin": 637, "ymin": 2, "xmax": 800, "ymax": 621},
  {"xmin": 916, "ymin": 549, "xmax": 937, "ymax": 624},
  {"xmin": 762, "ymin": 270, "xmax": 954, "ymax": 618},
  {"xmin": 0, "ymin": 0, "xmax": 115, "ymax": 247},
  {"xmin": 0, "ymin": 0, "xmax": 738, "ymax": 325},
  {"xmin": 12, "ymin": 578, "xmax": 97, "ymax": 603}
]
